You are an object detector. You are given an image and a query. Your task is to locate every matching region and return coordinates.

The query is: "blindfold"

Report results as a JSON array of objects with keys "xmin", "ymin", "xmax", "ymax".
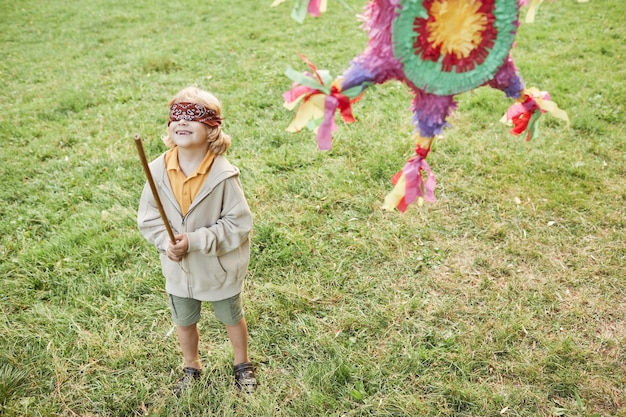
[{"xmin": 168, "ymin": 102, "xmax": 223, "ymax": 127}]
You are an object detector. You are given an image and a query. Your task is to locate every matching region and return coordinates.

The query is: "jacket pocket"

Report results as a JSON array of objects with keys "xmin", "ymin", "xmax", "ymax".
[{"xmin": 193, "ymin": 254, "xmax": 229, "ymax": 291}]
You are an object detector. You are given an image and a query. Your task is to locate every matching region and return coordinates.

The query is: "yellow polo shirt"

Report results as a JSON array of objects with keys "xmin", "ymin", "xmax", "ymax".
[{"xmin": 165, "ymin": 146, "xmax": 216, "ymax": 215}]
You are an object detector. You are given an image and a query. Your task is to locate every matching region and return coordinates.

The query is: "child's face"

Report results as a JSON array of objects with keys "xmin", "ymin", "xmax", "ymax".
[{"xmin": 168, "ymin": 119, "xmax": 210, "ymax": 150}]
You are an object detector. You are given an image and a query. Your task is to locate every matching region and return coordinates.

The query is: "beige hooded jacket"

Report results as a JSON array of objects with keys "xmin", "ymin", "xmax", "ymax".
[{"xmin": 137, "ymin": 153, "xmax": 252, "ymax": 301}]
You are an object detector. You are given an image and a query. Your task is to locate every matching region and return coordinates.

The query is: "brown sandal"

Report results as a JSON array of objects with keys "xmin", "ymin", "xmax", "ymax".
[
  {"xmin": 173, "ymin": 367, "xmax": 202, "ymax": 396},
  {"xmin": 233, "ymin": 362, "xmax": 257, "ymax": 393}
]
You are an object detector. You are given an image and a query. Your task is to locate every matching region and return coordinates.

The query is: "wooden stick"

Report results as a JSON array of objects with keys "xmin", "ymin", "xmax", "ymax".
[{"xmin": 134, "ymin": 134, "xmax": 176, "ymax": 244}]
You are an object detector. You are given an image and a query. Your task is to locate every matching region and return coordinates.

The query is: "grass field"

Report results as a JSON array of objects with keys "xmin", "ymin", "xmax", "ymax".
[{"xmin": 1, "ymin": 0, "xmax": 624, "ymax": 416}]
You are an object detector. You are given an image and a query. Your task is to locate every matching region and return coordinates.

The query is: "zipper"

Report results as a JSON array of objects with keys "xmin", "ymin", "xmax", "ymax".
[{"xmin": 179, "ymin": 191, "xmax": 212, "ymax": 300}]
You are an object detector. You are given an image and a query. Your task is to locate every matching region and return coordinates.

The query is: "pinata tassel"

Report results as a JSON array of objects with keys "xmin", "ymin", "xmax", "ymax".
[
  {"xmin": 501, "ymin": 87, "xmax": 569, "ymax": 142},
  {"xmin": 382, "ymin": 135, "xmax": 436, "ymax": 212}
]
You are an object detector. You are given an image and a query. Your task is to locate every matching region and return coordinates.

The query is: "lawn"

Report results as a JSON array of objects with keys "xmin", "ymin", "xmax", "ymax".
[{"xmin": 0, "ymin": 0, "xmax": 624, "ymax": 416}]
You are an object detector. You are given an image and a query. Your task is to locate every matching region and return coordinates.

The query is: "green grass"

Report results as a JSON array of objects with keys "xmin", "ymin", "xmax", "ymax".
[{"xmin": 1, "ymin": 0, "xmax": 624, "ymax": 416}]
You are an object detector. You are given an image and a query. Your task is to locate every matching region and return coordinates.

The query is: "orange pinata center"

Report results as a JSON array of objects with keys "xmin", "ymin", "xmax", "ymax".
[{"xmin": 426, "ymin": 0, "xmax": 488, "ymax": 59}]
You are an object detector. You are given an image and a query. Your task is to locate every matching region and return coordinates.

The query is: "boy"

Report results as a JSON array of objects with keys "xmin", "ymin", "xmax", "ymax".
[{"xmin": 137, "ymin": 86, "xmax": 257, "ymax": 394}]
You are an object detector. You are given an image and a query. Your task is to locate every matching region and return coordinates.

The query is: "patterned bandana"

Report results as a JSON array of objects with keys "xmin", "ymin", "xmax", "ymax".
[{"xmin": 168, "ymin": 102, "xmax": 223, "ymax": 127}]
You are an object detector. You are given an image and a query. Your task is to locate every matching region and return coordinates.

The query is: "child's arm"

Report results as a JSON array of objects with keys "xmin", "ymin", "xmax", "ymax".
[{"xmin": 186, "ymin": 177, "xmax": 253, "ymax": 256}]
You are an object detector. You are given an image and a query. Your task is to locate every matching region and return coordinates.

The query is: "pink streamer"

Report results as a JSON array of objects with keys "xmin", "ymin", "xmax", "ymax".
[
  {"xmin": 402, "ymin": 157, "xmax": 436, "ymax": 205},
  {"xmin": 283, "ymin": 85, "xmax": 316, "ymax": 103},
  {"xmin": 308, "ymin": 0, "xmax": 322, "ymax": 16},
  {"xmin": 422, "ymin": 161, "xmax": 436, "ymax": 202},
  {"xmin": 317, "ymin": 95, "xmax": 338, "ymax": 150}
]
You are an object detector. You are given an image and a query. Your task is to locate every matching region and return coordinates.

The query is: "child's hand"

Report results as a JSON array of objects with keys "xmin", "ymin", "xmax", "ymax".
[{"xmin": 167, "ymin": 234, "xmax": 189, "ymax": 262}]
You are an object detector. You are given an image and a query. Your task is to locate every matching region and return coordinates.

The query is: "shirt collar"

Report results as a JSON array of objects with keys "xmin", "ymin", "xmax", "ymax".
[
  {"xmin": 196, "ymin": 150, "xmax": 216, "ymax": 175},
  {"xmin": 166, "ymin": 147, "xmax": 181, "ymax": 172}
]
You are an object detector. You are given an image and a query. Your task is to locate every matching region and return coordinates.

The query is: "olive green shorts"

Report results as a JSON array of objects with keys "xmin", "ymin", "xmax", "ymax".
[{"xmin": 168, "ymin": 293, "xmax": 244, "ymax": 326}]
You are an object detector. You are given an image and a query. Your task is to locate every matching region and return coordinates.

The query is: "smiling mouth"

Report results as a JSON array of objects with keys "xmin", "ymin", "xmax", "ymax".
[{"xmin": 176, "ymin": 130, "xmax": 192, "ymax": 135}]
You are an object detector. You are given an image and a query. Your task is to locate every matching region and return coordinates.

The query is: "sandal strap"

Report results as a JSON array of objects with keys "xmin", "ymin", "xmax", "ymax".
[
  {"xmin": 182, "ymin": 367, "xmax": 202, "ymax": 377},
  {"xmin": 233, "ymin": 362, "xmax": 254, "ymax": 373}
]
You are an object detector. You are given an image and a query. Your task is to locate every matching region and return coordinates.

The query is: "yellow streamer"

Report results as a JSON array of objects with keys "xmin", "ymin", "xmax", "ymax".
[
  {"xmin": 319, "ymin": 0, "xmax": 328, "ymax": 13},
  {"xmin": 382, "ymin": 173, "xmax": 407, "ymax": 211},
  {"xmin": 525, "ymin": 0, "xmax": 545, "ymax": 23},
  {"xmin": 285, "ymin": 93, "xmax": 326, "ymax": 132}
]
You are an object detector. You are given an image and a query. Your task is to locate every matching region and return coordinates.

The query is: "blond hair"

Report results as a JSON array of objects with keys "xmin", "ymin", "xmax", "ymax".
[{"xmin": 163, "ymin": 86, "xmax": 231, "ymax": 155}]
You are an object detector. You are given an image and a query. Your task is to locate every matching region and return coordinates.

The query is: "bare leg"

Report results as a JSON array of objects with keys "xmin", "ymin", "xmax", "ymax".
[
  {"xmin": 226, "ymin": 318, "xmax": 250, "ymax": 365},
  {"xmin": 176, "ymin": 323, "xmax": 202, "ymax": 369}
]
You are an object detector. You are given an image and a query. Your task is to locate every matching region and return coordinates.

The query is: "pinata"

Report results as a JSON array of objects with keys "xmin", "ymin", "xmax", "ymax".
[{"xmin": 280, "ymin": 0, "xmax": 569, "ymax": 211}]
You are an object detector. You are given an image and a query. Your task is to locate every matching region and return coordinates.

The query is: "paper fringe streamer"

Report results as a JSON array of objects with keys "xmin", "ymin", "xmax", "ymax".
[
  {"xmin": 283, "ymin": 55, "xmax": 366, "ymax": 149},
  {"xmin": 520, "ymin": 0, "xmax": 545, "ymax": 23},
  {"xmin": 500, "ymin": 87, "xmax": 569, "ymax": 141},
  {"xmin": 382, "ymin": 135, "xmax": 436, "ymax": 212}
]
